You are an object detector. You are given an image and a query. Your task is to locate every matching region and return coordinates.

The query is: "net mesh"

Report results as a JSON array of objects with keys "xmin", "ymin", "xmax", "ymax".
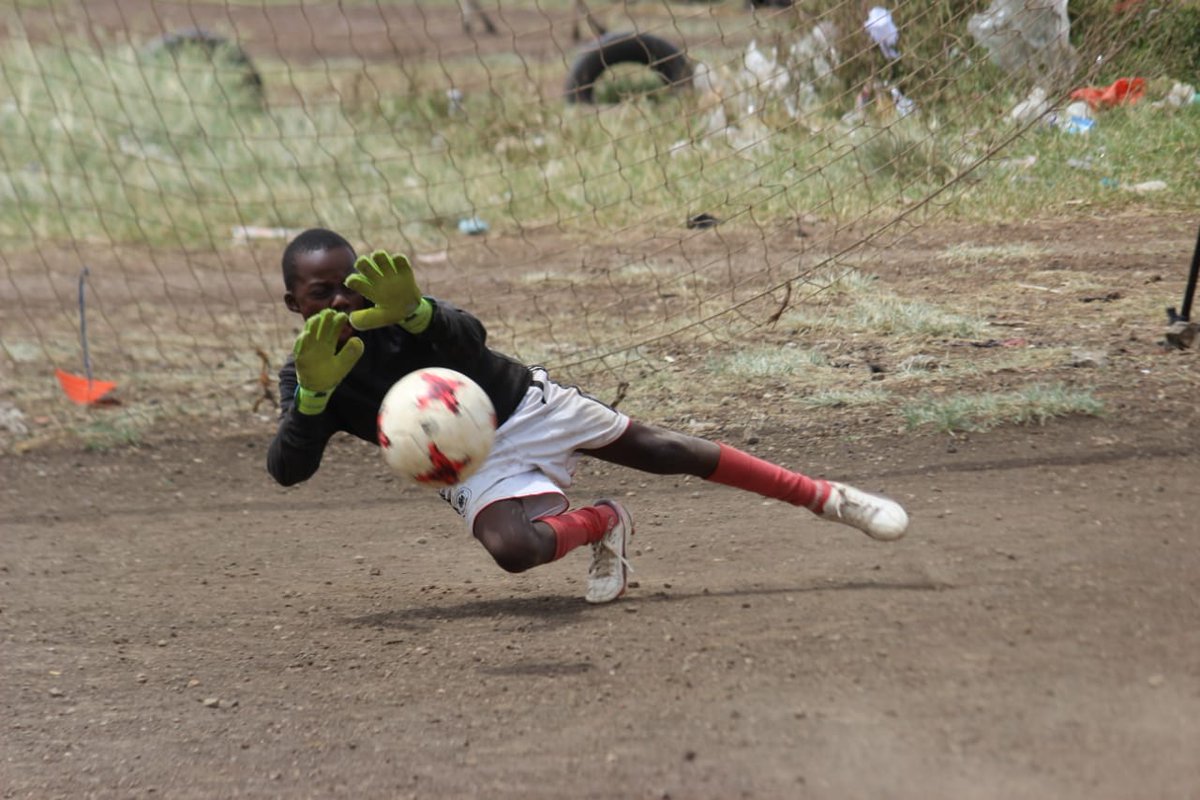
[{"xmin": 0, "ymin": 0, "xmax": 1183, "ymax": 444}]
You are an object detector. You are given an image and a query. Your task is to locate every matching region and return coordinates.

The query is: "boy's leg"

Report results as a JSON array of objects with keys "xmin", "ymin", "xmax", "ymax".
[
  {"xmin": 707, "ymin": 443, "xmax": 908, "ymax": 540},
  {"xmin": 588, "ymin": 422, "xmax": 908, "ymax": 540},
  {"xmin": 706, "ymin": 442, "xmax": 832, "ymax": 511},
  {"xmin": 472, "ymin": 496, "xmax": 633, "ymax": 603},
  {"xmin": 471, "ymin": 497, "xmax": 559, "ymax": 573},
  {"xmin": 454, "ymin": 369, "xmax": 637, "ymax": 602},
  {"xmin": 581, "ymin": 499, "xmax": 633, "ymax": 604},
  {"xmin": 535, "ymin": 499, "xmax": 633, "ymax": 603}
]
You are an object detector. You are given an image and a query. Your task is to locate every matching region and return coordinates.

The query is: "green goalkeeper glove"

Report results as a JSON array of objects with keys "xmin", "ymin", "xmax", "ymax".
[
  {"xmin": 343, "ymin": 250, "xmax": 433, "ymax": 333},
  {"xmin": 292, "ymin": 309, "xmax": 364, "ymax": 415}
]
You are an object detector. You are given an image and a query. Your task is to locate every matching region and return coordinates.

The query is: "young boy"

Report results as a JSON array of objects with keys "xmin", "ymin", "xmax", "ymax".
[{"xmin": 268, "ymin": 228, "xmax": 908, "ymax": 604}]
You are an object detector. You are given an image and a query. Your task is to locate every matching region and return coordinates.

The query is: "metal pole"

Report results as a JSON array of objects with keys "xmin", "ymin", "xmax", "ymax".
[
  {"xmin": 78, "ymin": 267, "xmax": 93, "ymax": 385},
  {"xmin": 1177, "ymin": 223, "xmax": 1200, "ymax": 322}
]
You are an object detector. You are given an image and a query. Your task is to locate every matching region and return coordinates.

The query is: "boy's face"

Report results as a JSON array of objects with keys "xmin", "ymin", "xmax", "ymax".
[{"xmin": 284, "ymin": 245, "xmax": 366, "ymax": 345}]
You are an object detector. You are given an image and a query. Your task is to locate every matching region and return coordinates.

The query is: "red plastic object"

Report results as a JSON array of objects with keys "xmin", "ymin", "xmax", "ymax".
[
  {"xmin": 1070, "ymin": 77, "xmax": 1146, "ymax": 110},
  {"xmin": 55, "ymin": 368, "xmax": 117, "ymax": 405}
]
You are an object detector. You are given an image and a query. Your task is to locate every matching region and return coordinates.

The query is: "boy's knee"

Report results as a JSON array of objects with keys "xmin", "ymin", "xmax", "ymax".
[{"xmin": 473, "ymin": 526, "xmax": 541, "ymax": 573}]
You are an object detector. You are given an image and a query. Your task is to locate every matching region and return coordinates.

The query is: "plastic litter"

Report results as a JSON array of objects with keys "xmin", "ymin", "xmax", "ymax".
[
  {"xmin": 0, "ymin": 402, "xmax": 29, "ymax": 436},
  {"xmin": 997, "ymin": 155, "xmax": 1037, "ymax": 170},
  {"xmin": 1150, "ymin": 81, "xmax": 1197, "ymax": 109},
  {"xmin": 457, "ymin": 217, "xmax": 489, "ymax": 235},
  {"xmin": 1009, "ymin": 86, "xmax": 1053, "ymax": 123},
  {"xmin": 743, "ymin": 40, "xmax": 790, "ymax": 95},
  {"xmin": 1057, "ymin": 100, "xmax": 1093, "ymax": 134},
  {"xmin": 729, "ymin": 25, "xmax": 840, "ymax": 121},
  {"xmin": 1061, "ymin": 115, "xmax": 1094, "ymax": 135},
  {"xmin": 231, "ymin": 225, "xmax": 301, "ymax": 243},
  {"xmin": 1069, "ymin": 77, "xmax": 1145, "ymax": 110},
  {"xmin": 968, "ymin": 0, "xmax": 1076, "ymax": 81},
  {"xmin": 864, "ymin": 7, "xmax": 900, "ymax": 60},
  {"xmin": 1097, "ymin": 179, "xmax": 1169, "ymax": 193},
  {"xmin": 1127, "ymin": 180, "xmax": 1167, "ymax": 194},
  {"xmin": 853, "ymin": 81, "xmax": 916, "ymax": 121},
  {"xmin": 890, "ymin": 86, "xmax": 915, "ymax": 117},
  {"xmin": 687, "ymin": 24, "xmax": 842, "ymax": 144}
]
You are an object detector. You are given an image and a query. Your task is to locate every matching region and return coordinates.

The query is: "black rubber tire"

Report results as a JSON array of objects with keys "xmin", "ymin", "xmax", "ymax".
[
  {"xmin": 565, "ymin": 31, "xmax": 693, "ymax": 104},
  {"xmin": 143, "ymin": 28, "xmax": 264, "ymax": 101}
]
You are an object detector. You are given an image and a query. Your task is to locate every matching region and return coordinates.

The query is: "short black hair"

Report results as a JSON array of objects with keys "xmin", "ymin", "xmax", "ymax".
[{"xmin": 282, "ymin": 228, "xmax": 354, "ymax": 290}]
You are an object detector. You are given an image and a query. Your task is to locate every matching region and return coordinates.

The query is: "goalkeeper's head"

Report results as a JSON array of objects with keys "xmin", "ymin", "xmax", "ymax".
[{"xmin": 282, "ymin": 228, "xmax": 367, "ymax": 345}]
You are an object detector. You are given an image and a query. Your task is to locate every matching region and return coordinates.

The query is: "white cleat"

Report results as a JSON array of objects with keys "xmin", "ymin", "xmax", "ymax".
[
  {"xmin": 819, "ymin": 481, "xmax": 909, "ymax": 541},
  {"xmin": 585, "ymin": 499, "xmax": 634, "ymax": 604}
]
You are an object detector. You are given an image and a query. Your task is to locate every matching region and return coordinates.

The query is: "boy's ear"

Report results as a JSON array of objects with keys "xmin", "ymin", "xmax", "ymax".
[{"xmin": 284, "ymin": 292, "xmax": 300, "ymax": 314}]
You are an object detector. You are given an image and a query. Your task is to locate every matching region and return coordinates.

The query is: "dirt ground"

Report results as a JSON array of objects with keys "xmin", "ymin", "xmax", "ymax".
[
  {"xmin": 3, "ymin": 392, "xmax": 1200, "ymax": 799},
  {"xmin": 2, "ymin": 212, "xmax": 1200, "ymax": 798},
  {"xmin": 4, "ymin": 0, "xmax": 746, "ymax": 64},
  {"xmin": 3, "ymin": 2, "xmax": 1200, "ymax": 797}
]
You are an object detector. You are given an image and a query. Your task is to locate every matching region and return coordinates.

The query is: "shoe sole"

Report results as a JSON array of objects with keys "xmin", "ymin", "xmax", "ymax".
[{"xmin": 586, "ymin": 499, "xmax": 634, "ymax": 604}]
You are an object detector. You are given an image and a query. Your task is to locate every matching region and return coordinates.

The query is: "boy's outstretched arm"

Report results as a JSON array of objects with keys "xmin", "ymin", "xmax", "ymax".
[
  {"xmin": 266, "ymin": 357, "xmax": 338, "ymax": 485},
  {"xmin": 345, "ymin": 249, "xmax": 499, "ymax": 366},
  {"xmin": 290, "ymin": 309, "xmax": 363, "ymax": 415},
  {"xmin": 344, "ymin": 250, "xmax": 433, "ymax": 333},
  {"xmin": 266, "ymin": 309, "xmax": 360, "ymax": 486}
]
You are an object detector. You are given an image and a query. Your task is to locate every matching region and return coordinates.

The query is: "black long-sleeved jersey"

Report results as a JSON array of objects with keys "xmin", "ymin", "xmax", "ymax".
[{"xmin": 267, "ymin": 298, "xmax": 532, "ymax": 486}]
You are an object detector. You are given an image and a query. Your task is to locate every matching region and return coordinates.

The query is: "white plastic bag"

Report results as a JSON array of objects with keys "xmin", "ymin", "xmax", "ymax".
[
  {"xmin": 865, "ymin": 7, "xmax": 900, "ymax": 60},
  {"xmin": 968, "ymin": 0, "xmax": 1076, "ymax": 81}
]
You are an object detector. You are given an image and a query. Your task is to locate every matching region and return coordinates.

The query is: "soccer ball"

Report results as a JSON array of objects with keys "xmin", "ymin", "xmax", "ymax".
[{"xmin": 377, "ymin": 367, "xmax": 496, "ymax": 486}]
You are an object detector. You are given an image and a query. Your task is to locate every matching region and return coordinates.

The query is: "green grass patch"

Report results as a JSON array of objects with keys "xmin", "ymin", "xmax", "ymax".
[
  {"xmin": 952, "ymin": 100, "xmax": 1200, "ymax": 220},
  {"xmin": 901, "ymin": 383, "xmax": 1104, "ymax": 433},
  {"xmin": 798, "ymin": 387, "xmax": 890, "ymax": 409},
  {"xmin": 590, "ymin": 66, "xmax": 678, "ymax": 105},
  {"xmin": 0, "ymin": 8, "xmax": 1190, "ymax": 443},
  {"xmin": 2, "ymin": 24, "xmax": 1194, "ymax": 252},
  {"xmin": 707, "ymin": 345, "xmax": 828, "ymax": 378},
  {"xmin": 78, "ymin": 416, "xmax": 145, "ymax": 451},
  {"xmin": 938, "ymin": 243, "xmax": 1047, "ymax": 266},
  {"xmin": 5, "ymin": 1, "xmax": 1199, "ymax": 239},
  {"xmin": 786, "ymin": 268, "xmax": 991, "ymax": 340}
]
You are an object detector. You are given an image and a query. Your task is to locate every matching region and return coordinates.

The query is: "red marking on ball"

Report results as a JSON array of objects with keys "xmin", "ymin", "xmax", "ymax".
[
  {"xmin": 416, "ymin": 373, "xmax": 464, "ymax": 414},
  {"xmin": 413, "ymin": 442, "xmax": 472, "ymax": 485},
  {"xmin": 377, "ymin": 413, "xmax": 391, "ymax": 448}
]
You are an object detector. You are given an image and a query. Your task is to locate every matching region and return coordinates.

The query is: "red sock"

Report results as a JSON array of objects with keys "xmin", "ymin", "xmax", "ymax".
[
  {"xmin": 706, "ymin": 443, "xmax": 832, "ymax": 511},
  {"xmin": 541, "ymin": 505, "xmax": 618, "ymax": 561}
]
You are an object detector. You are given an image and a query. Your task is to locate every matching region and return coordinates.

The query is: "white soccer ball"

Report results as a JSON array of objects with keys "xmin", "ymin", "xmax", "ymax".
[{"xmin": 377, "ymin": 367, "xmax": 496, "ymax": 486}]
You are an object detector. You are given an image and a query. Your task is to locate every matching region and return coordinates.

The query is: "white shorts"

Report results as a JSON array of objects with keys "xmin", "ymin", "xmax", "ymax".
[{"xmin": 439, "ymin": 368, "xmax": 630, "ymax": 532}]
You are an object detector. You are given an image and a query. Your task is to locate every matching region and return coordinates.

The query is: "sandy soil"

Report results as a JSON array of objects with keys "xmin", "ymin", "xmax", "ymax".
[
  {"xmin": 2, "ymin": 189, "xmax": 1199, "ymax": 800},
  {"xmin": 3, "ymin": 208, "xmax": 1200, "ymax": 797},
  {"xmin": 3, "ymin": 2, "xmax": 1200, "ymax": 797},
  {"xmin": 2, "ymin": 407, "xmax": 1199, "ymax": 799}
]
